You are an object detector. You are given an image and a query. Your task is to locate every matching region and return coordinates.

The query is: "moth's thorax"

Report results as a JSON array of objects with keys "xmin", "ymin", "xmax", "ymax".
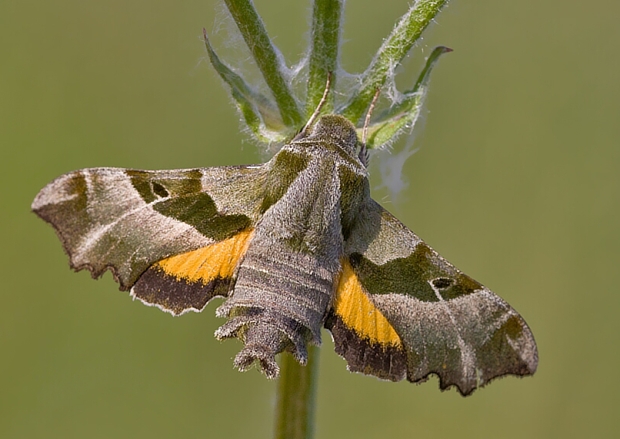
[
  {"xmin": 266, "ymin": 115, "xmax": 370, "ymax": 238},
  {"xmin": 299, "ymin": 114, "xmax": 360, "ymax": 160},
  {"xmin": 283, "ymin": 115, "xmax": 367, "ymax": 183}
]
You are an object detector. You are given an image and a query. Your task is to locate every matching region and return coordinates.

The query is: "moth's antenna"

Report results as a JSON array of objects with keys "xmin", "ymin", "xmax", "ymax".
[
  {"xmin": 362, "ymin": 87, "xmax": 381, "ymax": 145},
  {"xmin": 359, "ymin": 87, "xmax": 381, "ymax": 167},
  {"xmin": 302, "ymin": 72, "xmax": 332, "ymax": 134}
]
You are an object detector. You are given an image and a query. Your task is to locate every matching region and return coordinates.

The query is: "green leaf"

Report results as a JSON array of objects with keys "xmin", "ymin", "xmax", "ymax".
[
  {"xmin": 224, "ymin": 0, "xmax": 303, "ymax": 128},
  {"xmin": 362, "ymin": 46, "xmax": 452, "ymax": 149},
  {"xmin": 340, "ymin": 0, "xmax": 448, "ymax": 124},
  {"xmin": 203, "ymin": 31, "xmax": 288, "ymax": 144}
]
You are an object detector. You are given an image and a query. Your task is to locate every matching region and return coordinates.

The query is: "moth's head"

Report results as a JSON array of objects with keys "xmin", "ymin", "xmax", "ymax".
[{"xmin": 307, "ymin": 114, "xmax": 360, "ymax": 157}]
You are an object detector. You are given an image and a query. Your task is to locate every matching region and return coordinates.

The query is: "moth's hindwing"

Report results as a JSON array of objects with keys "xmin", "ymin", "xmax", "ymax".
[
  {"xmin": 32, "ymin": 166, "xmax": 264, "ymax": 313},
  {"xmin": 325, "ymin": 259, "xmax": 408, "ymax": 381},
  {"xmin": 132, "ymin": 229, "xmax": 254, "ymax": 315},
  {"xmin": 328, "ymin": 200, "xmax": 538, "ymax": 396}
]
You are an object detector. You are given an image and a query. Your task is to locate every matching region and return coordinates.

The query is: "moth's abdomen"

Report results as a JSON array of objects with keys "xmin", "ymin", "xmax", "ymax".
[{"xmin": 215, "ymin": 247, "xmax": 338, "ymax": 378}]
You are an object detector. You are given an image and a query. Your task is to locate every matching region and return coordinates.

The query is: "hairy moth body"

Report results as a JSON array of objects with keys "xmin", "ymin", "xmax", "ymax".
[{"xmin": 32, "ymin": 115, "xmax": 537, "ymax": 395}]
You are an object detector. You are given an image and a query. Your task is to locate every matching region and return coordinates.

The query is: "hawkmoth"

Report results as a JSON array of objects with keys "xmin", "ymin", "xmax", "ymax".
[{"xmin": 32, "ymin": 113, "xmax": 537, "ymax": 396}]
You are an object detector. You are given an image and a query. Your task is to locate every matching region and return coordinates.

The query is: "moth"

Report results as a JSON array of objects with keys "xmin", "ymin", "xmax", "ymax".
[{"xmin": 32, "ymin": 113, "xmax": 537, "ymax": 396}]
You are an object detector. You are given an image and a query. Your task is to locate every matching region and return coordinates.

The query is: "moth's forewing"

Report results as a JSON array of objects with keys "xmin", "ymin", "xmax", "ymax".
[
  {"xmin": 31, "ymin": 166, "xmax": 263, "ymax": 293},
  {"xmin": 327, "ymin": 199, "xmax": 538, "ymax": 395}
]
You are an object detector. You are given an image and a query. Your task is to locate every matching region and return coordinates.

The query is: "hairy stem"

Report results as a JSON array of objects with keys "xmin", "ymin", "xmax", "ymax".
[
  {"xmin": 306, "ymin": 0, "xmax": 344, "ymax": 117},
  {"xmin": 224, "ymin": 0, "xmax": 303, "ymax": 127}
]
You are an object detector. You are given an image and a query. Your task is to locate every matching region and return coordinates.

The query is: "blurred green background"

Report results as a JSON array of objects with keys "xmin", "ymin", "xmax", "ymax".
[{"xmin": 2, "ymin": 1, "xmax": 619, "ymax": 438}]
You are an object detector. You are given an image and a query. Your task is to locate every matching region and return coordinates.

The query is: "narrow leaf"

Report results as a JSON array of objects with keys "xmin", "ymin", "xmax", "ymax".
[
  {"xmin": 224, "ymin": 0, "xmax": 303, "ymax": 128},
  {"xmin": 340, "ymin": 0, "xmax": 448, "ymax": 124},
  {"xmin": 362, "ymin": 46, "xmax": 452, "ymax": 149},
  {"xmin": 204, "ymin": 31, "xmax": 288, "ymax": 144},
  {"xmin": 306, "ymin": 0, "xmax": 344, "ymax": 117}
]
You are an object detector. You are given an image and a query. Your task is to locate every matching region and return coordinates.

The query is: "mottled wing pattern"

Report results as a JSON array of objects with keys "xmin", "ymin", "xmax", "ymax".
[
  {"xmin": 327, "ymin": 199, "xmax": 538, "ymax": 395},
  {"xmin": 32, "ymin": 166, "xmax": 264, "ymax": 314}
]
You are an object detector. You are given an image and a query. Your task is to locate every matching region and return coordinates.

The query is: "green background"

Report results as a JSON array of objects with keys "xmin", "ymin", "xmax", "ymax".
[{"xmin": 2, "ymin": 1, "xmax": 618, "ymax": 438}]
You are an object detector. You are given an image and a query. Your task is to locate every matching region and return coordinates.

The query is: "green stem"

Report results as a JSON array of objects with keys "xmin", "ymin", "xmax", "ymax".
[
  {"xmin": 224, "ymin": 0, "xmax": 303, "ymax": 127},
  {"xmin": 274, "ymin": 345, "xmax": 319, "ymax": 439},
  {"xmin": 306, "ymin": 0, "xmax": 343, "ymax": 117}
]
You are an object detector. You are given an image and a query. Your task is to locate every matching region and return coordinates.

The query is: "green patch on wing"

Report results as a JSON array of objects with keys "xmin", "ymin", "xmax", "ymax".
[
  {"xmin": 128, "ymin": 169, "xmax": 203, "ymax": 202},
  {"xmin": 337, "ymin": 165, "xmax": 367, "ymax": 239},
  {"xmin": 129, "ymin": 170, "xmax": 251, "ymax": 241},
  {"xmin": 349, "ymin": 243, "xmax": 482, "ymax": 302},
  {"xmin": 154, "ymin": 194, "xmax": 251, "ymax": 241},
  {"xmin": 474, "ymin": 314, "xmax": 533, "ymax": 382},
  {"xmin": 260, "ymin": 150, "xmax": 310, "ymax": 213},
  {"xmin": 34, "ymin": 172, "xmax": 90, "ymax": 253}
]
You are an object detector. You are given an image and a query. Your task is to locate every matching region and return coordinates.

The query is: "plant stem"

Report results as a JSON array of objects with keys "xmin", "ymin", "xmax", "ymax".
[
  {"xmin": 224, "ymin": 0, "xmax": 303, "ymax": 127},
  {"xmin": 273, "ymin": 345, "xmax": 319, "ymax": 439},
  {"xmin": 306, "ymin": 0, "xmax": 343, "ymax": 117}
]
